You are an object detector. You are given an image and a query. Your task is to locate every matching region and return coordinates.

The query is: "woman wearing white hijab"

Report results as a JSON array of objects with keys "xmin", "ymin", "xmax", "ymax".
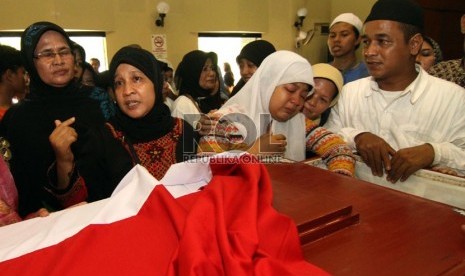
[
  {"xmin": 199, "ymin": 51, "xmax": 355, "ymax": 176},
  {"xmin": 303, "ymin": 63, "xmax": 344, "ymax": 127}
]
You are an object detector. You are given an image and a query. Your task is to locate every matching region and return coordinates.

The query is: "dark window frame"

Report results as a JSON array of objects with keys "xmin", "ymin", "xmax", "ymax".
[{"xmin": 198, "ymin": 32, "xmax": 261, "ymax": 38}]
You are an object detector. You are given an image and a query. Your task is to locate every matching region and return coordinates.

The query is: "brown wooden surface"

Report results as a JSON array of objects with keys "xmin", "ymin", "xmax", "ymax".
[
  {"xmin": 417, "ymin": 0, "xmax": 465, "ymax": 60},
  {"xmin": 266, "ymin": 163, "xmax": 465, "ymax": 276}
]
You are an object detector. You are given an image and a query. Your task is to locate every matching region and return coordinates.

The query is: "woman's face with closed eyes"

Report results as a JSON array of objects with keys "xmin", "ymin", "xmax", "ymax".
[
  {"xmin": 416, "ymin": 40, "xmax": 436, "ymax": 71},
  {"xmin": 269, "ymin": 82, "xmax": 310, "ymax": 122},
  {"xmin": 302, "ymin": 78, "xmax": 338, "ymax": 120}
]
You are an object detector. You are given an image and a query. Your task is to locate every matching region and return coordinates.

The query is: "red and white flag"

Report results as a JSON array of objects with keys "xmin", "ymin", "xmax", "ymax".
[{"xmin": 0, "ymin": 154, "xmax": 328, "ymax": 275}]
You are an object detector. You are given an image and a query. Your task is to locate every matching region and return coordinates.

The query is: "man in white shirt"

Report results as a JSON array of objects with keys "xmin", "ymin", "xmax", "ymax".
[{"xmin": 325, "ymin": 0, "xmax": 465, "ymax": 183}]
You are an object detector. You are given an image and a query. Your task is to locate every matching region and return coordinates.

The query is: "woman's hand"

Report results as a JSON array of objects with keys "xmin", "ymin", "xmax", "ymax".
[
  {"xmin": 248, "ymin": 132, "xmax": 287, "ymax": 156},
  {"xmin": 49, "ymin": 117, "xmax": 78, "ymax": 190},
  {"xmin": 197, "ymin": 111, "xmax": 222, "ymax": 136},
  {"xmin": 24, "ymin": 208, "xmax": 49, "ymax": 220},
  {"xmin": 49, "ymin": 117, "xmax": 77, "ymax": 163}
]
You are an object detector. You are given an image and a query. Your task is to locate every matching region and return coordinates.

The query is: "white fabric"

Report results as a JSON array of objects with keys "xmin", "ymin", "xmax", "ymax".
[
  {"xmin": 305, "ymin": 157, "xmax": 465, "ymax": 209},
  {"xmin": 325, "ymin": 65, "xmax": 465, "ymax": 172},
  {"xmin": 0, "ymin": 166, "xmax": 156, "ymax": 262},
  {"xmin": 164, "ymin": 97, "xmax": 174, "ymax": 112},
  {"xmin": 0, "ymin": 152, "xmax": 250, "ymax": 262},
  {"xmin": 217, "ymin": 50, "xmax": 314, "ymax": 161},
  {"xmin": 0, "ymin": 155, "xmax": 225, "ymax": 262},
  {"xmin": 171, "ymin": 95, "xmax": 201, "ymax": 127}
]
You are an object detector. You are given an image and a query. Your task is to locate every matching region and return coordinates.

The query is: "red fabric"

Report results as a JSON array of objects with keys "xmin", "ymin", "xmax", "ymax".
[
  {"xmin": 55, "ymin": 178, "xmax": 88, "ymax": 209},
  {"xmin": 0, "ymin": 108, "xmax": 7, "ymax": 121},
  {"xmin": 0, "ymin": 157, "xmax": 21, "ymax": 226},
  {"xmin": 0, "ymin": 158, "xmax": 328, "ymax": 275}
]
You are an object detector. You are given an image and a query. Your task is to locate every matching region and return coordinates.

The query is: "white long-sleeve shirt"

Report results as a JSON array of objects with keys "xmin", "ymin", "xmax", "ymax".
[
  {"xmin": 171, "ymin": 95, "xmax": 201, "ymax": 128},
  {"xmin": 325, "ymin": 66, "xmax": 465, "ymax": 172}
]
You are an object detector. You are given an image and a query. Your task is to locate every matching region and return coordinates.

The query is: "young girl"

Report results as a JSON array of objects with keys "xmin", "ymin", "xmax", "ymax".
[{"xmin": 198, "ymin": 51, "xmax": 355, "ymax": 176}]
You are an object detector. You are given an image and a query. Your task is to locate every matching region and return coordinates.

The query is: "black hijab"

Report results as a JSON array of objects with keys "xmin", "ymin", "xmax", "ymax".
[
  {"xmin": 109, "ymin": 46, "xmax": 174, "ymax": 143},
  {"xmin": 19, "ymin": 21, "xmax": 104, "ymax": 133},
  {"xmin": 175, "ymin": 50, "xmax": 221, "ymax": 113},
  {"xmin": 22, "ymin": 22, "xmax": 71, "ymax": 94},
  {"xmin": 235, "ymin": 40, "xmax": 276, "ymax": 68},
  {"xmin": 3, "ymin": 22, "xmax": 117, "ymax": 216},
  {"xmin": 230, "ymin": 40, "xmax": 276, "ymax": 97},
  {"xmin": 20, "ymin": 22, "xmax": 97, "ymax": 107}
]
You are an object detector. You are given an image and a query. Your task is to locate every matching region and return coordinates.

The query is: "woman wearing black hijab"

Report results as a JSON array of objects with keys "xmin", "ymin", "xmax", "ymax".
[
  {"xmin": 171, "ymin": 50, "xmax": 222, "ymax": 127},
  {"xmin": 0, "ymin": 22, "xmax": 133, "ymax": 217},
  {"xmin": 230, "ymin": 40, "xmax": 276, "ymax": 97},
  {"xmin": 107, "ymin": 46, "xmax": 198, "ymax": 180}
]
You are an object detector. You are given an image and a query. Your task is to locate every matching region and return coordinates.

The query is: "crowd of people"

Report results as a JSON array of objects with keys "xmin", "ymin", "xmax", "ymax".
[{"xmin": 0, "ymin": 0, "xmax": 464, "ymax": 237}]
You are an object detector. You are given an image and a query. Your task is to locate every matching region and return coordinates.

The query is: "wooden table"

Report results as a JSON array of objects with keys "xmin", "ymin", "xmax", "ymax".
[{"xmin": 266, "ymin": 163, "xmax": 465, "ymax": 276}]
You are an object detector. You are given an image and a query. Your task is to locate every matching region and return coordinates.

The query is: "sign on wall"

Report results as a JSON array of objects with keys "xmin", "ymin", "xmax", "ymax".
[{"xmin": 151, "ymin": 34, "xmax": 167, "ymax": 60}]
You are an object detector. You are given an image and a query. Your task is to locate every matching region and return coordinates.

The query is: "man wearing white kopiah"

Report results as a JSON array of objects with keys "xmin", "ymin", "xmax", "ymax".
[{"xmin": 325, "ymin": 0, "xmax": 465, "ymax": 183}]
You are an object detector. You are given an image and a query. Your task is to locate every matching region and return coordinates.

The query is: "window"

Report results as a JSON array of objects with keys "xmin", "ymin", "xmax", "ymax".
[
  {"xmin": 68, "ymin": 33, "xmax": 108, "ymax": 71},
  {"xmin": 198, "ymin": 33, "xmax": 261, "ymax": 86},
  {"xmin": 0, "ymin": 32, "xmax": 22, "ymax": 49},
  {"xmin": 0, "ymin": 32, "xmax": 108, "ymax": 71}
]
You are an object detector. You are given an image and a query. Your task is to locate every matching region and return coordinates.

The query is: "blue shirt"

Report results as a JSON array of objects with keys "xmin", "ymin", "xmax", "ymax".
[{"xmin": 342, "ymin": 62, "xmax": 369, "ymax": 84}]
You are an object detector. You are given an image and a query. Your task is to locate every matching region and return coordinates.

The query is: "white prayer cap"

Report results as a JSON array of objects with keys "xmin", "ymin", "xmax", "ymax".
[{"xmin": 330, "ymin": 13, "xmax": 363, "ymax": 33}]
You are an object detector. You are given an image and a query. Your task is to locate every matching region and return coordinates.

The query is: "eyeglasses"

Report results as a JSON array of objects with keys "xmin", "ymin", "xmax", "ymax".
[{"xmin": 34, "ymin": 48, "xmax": 73, "ymax": 61}]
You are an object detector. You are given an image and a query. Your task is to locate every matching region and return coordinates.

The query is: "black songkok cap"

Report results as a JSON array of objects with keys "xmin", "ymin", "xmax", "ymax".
[{"xmin": 365, "ymin": 0, "xmax": 424, "ymax": 30}]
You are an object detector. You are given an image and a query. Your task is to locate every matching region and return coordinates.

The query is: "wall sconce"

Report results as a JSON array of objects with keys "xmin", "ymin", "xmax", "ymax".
[
  {"xmin": 155, "ymin": 2, "xmax": 170, "ymax": 27},
  {"xmin": 294, "ymin": 8, "xmax": 308, "ymax": 30}
]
